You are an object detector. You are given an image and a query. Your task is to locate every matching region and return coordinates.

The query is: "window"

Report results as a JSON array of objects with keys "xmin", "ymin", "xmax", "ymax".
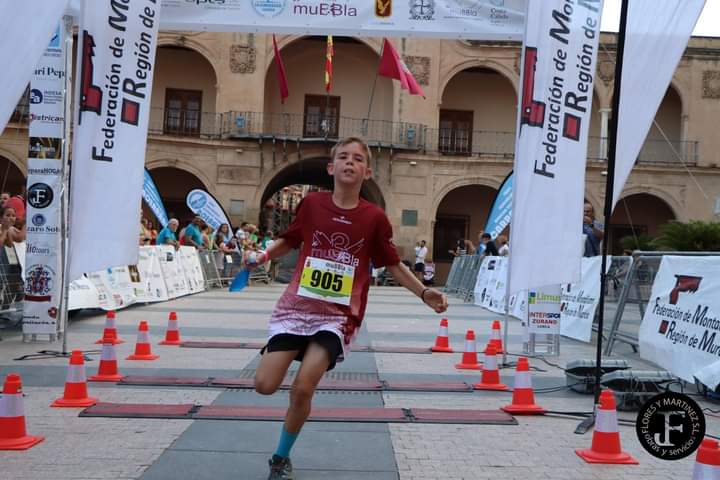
[
  {"xmin": 439, "ymin": 109, "xmax": 473, "ymax": 155},
  {"xmin": 304, "ymin": 94, "xmax": 340, "ymax": 138},
  {"xmin": 402, "ymin": 210, "xmax": 418, "ymax": 226},
  {"xmin": 433, "ymin": 215, "xmax": 469, "ymax": 262},
  {"xmin": 164, "ymin": 89, "xmax": 202, "ymax": 136}
]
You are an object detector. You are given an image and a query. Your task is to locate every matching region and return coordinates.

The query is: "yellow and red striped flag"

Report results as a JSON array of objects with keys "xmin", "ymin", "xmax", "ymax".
[{"xmin": 324, "ymin": 35, "xmax": 334, "ymax": 92}]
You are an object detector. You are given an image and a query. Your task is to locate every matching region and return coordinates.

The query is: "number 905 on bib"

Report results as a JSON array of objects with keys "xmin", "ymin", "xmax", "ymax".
[{"xmin": 298, "ymin": 257, "xmax": 355, "ymax": 306}]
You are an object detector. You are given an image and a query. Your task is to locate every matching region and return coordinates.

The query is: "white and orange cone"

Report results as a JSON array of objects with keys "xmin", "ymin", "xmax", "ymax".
[
  {"xmin": 51, "ymin": 350, "xmax": 97, "ymax": 408},
  {"xmin": 127, "ymin": 321, "xmax": 159, "ymax": 361},
  {"xmin": 693, "ymin": 438, "xmax": 720, "ymax": 479},
  {"xmin": 0, "ymin": 374, "xmax": 44, "ymax": 450},
  {"xmin": 89, "ymin": 335, "xmax": 123, "ymax": 382},
  {"xmin": 501, "ymin": 357, "xmax": 545, "ymax": 414},
  {"xmin": 575, "ymin": 389, "xmax": 638, "ymax": 464},
  {"xmin": 489, "ymin": 320, "xmax": 504, "ymax": 354},
  {"xmin": 473, "ymin": 344, "xmax": 508, "ymax": 391},
  {"xmin": 95, "ymin": 310, "xmax": 124, "ymax": 345},
  {"xmin": 159, "ymin": 311, "xmax": 181, "ymax": 346},
  {"xmin": 430, "ymin": 318, "xmax": 453, "ymax": 353},
  {"xmin": 454, "ymin": 330, "xmax": 482, "ymax": 370}
]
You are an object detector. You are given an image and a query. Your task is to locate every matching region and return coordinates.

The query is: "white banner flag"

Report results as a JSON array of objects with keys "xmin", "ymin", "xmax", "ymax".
[
  {"xmin": 68, "ymin": 0, "xmax": 161, "ymax": 282},
  {"xmin": 612, "ymin": 0, "xmax": 705, "ymax": 208},
  {"xmin": 0, "ymin": 0, "xmax": 69, "ymax": 135},
  {"xmin": 639, "ymin": 256, "xmax": 720, "ymax": 389},
  {"xmin": 508, "ymin": 0, "xmax": 603, "ymax": 296}
]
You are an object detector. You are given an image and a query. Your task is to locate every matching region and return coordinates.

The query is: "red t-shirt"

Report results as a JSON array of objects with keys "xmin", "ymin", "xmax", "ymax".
[{"xmin": 268, "ymin": 192, "xmax": 400, "ymax": 357}]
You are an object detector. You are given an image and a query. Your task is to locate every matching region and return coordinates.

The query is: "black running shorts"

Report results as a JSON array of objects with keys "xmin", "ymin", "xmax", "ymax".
[{"xmin": 262, "ymin": 331, "xmax": 343, "ymax": 371}]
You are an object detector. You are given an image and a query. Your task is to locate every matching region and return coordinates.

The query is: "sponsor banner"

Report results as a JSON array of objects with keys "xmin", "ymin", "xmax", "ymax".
[
  {"xmin": 68, "ymin": 0, "xmax": 161, "ymax": 282},
  {"xmin": 560, "ymin": 256, "xmax": 613, "ymax": 342},
  {"xmin": 508, "ymin": 0, "xmax": 603, "ymax": 296},
  {"xmin": 157, "ymin": 245, "xmax": 190, "ymax": 298},
  {"xmin": 87, "ymin": 266, "xmax": 137, "ymax": 311},
  {"xmin": 613, "ymin": 0, "xmax": 704, "ymax": 209},
  {"xmin": 158, "ymin": 0, "xmax": 525, "ymax": 41},
  {"xmin": 527, "ymin": 285, "xmax": 561, "ymax": 334},
  {"xmin": 68, "ymin": 275, "xmax": 101, "ymax": 311},
  {"xmin": 136, "ymin": 246, "xmax": 169, "ymax": 302},
  {"xmin": 484, "ymin": 172, "xmax": 512, "ymax": 239},
  {"xmin": 23, "ymin": 21, "xmax": 66, "ymax": 336},
  {"xmin": 143, "ymin": 168, "xmax": 169, "ymax": 227},
  {"xmin": 473, "ymin": 257, "xmax": 492, "ymax": 308},
  {"xmin": 186, "ymin": 189, "xmax": 232, "ymax": 231},
  {"xmin": 0, "ymin": 0, "xmax": 69, "ymax": 134},
  {"xmin": 639, "ymin": 256, "xmax": 720, "ymax": 389}
]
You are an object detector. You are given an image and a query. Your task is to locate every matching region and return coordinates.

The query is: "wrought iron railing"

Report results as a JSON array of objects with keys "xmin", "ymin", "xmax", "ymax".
[
  {"xmin": 587, "ymin": 136, "xmax": 699, "ymax": 166},
  {"xmin": 421, "ymin": 128, "xmax": 516, "ymax": 157}
]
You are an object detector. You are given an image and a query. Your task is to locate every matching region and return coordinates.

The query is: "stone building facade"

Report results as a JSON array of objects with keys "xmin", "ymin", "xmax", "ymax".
[{"xmin": 1, "ymin": 32, "xmax": 719, "ymax": 281}]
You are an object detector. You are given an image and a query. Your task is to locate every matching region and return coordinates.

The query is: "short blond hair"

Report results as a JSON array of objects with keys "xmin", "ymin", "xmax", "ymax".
[{"xmin": 330, "ymin": 136, "xmax": 372, "ymax": 163}]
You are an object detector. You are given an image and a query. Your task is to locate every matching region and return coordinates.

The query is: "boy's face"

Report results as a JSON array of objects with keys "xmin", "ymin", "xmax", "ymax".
[{"xmin": 327, "ymin": 142, "xmax": 372, "ymax": 187}]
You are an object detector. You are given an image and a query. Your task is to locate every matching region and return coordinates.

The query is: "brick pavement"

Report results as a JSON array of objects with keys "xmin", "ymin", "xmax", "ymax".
[{"xmin": 0, "ymin": 284, "xmax": 717, "ymax": 479}]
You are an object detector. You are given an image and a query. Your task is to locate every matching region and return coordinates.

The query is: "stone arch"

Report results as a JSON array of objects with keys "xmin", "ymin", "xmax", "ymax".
[
  {"xmin": 610, "ymin": 190, "xmax": 680, "ymax": 254},
  {"xmin": 156, "ymin": 37, "xmax": 222, "ymax": 84},
  {"xmin": 430, "ymin": 176, "xmax": 502, "ymax": 223},
  {"xmin": 145, "ymin": 158, "xmax": 215, "ymax": 196},
  {"xmin": 439, "ymin": 60, "xmax": 519, "ymax": 100},
  {"xmin": 0, "ymin": 148, "xmax": 26, "ymax": 176},
  {"xmin": 616, "ymin": 185, "xmax": 683, "ymax": 222}
]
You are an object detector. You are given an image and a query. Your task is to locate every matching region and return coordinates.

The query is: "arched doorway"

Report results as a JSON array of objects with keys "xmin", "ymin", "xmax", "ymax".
[
  {"xmin": 439, "ymin": 67, "xmax": 517, "ymax": 155},
  {"xmin": 0, "ymin": 156, "xmax": 26, "ymax": 197},
  {"xmin": 609, "ymin": 193, "xmax": 677, "ymax": 254},
  {"xmin": 264, "ymin": 36, "xmax": 391, "ymax": 138},
  {"xmin": 433, "ymin": 184, "xmax": 497, "ymax": 282},
  {"xmin": 641, "ymin": 85, "xmax": 683, "ymax": 163},
  {"xmin": 150, "ymin": 46, "xmax": 218, "ymax": 137},
  {"xmin": 146, "ymin": 167, "xmax": 209, "ymax": 227},
  {"xmin": 259, "ymin": 157, "xmax": 385, "ymax": 233}
]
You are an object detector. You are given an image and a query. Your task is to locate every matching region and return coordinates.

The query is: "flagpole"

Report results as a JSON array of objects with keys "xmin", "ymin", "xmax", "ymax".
[
  {"xmin": 364, "ymin": 39, "xmax": 385, "ymax": 137},
  {"xmin": 593, "ymin": 0, "xmax": 629, "ymax": 409}
]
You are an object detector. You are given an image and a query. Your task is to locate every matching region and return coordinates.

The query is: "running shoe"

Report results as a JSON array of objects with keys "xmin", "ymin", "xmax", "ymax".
[{"xmin": 268, "ymin": 454, "xmax": 294, "ymax": 480}]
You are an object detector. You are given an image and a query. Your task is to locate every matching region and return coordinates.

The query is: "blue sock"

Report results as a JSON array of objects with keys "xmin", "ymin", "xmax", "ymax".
[{"xmin": 274, "ymin": 426, "xmax": 299, "ymax": 459}]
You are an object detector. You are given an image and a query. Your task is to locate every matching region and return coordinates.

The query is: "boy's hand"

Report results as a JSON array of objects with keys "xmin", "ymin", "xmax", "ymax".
[
  {"xmin": 422, "ymin": 288, "xmax": 448, "ymax": 313},
  {"xmin": 243, "ymin": 251, "xmax": 267, "ymax": 270}
]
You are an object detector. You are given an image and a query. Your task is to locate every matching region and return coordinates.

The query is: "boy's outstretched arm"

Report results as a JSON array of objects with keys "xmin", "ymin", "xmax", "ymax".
[
  {"xmin": 386, "ymin": 263, "xmax": 448, "ymax": 313},
  {"xmin": 244, "ymin": 238, "xmax": 293, "ymax": 267}
]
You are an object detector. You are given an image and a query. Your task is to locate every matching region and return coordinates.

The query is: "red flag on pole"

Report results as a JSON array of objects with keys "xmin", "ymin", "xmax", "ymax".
[
  {"xmin": 272, "ymin": 34, "xmax": 289, "ymax": 103},
  {"xmin": 325, "ymin": 35, "xmax": 334, "ymax": 93},
  {"xmin": 378, "ymin": 38, "xmax": 425, "ymax": 97}
]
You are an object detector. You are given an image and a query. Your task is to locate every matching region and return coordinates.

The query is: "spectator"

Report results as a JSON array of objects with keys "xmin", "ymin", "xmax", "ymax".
[
  {"xmin": 0, "ymin": 192, "xmax": 10, "ymax": 208},
  {"xmin": 235, "ymin": 221, "xmax": 249, "ymax": 241},
  {"xmin": 413, "ymin": 240, "xmax": 428, "ymax": 282},
  {"xmin": 583, "ymin": 202, "xmax": 604, "ymax": 257},
  {"xmin": 156, "ymin": 219, "xmax": 180, "ymax": 249},
  {"xmin": 202, "ymin": 223, "xmax": 213, "ymax": 250},
  {"xmin": 218, "ymin": 223, "xmax": 232, "ymax": 245},
  {"xmin": 248, "ymin": 224, "xmax": 259, "ymax": 245},
  {"xmin": 5, "ymin": 194, "xmax": 25, "ymax": 223},
  {"xmin": 183, "ymin": 216, "xmax": 205, "ymax": 249},
  {"xmin": 0, "ymin": 206, "xmax": 23, "ymax": 246},
  {"xmin": 480, "ymin": 233, "xmax": 499, "ymax": 258},
  {"xmin": 139, "ymin": 217, "xmax": 152, "ymax": 246},
  {"xmin": 497, "ymin": 235, "xmax": 510, "ymax": 256},
  {"xmin": 261, "ymin": 231, "xmax": 276, "ymax": 250},
  {"xmin": 448, "ymin": 238, "xmax": 468, "ymax": 257}
]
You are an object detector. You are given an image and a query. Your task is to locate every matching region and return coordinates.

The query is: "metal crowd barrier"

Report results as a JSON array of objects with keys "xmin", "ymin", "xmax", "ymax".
[
  {"xmin": 197, "ymin": 250, "xmax": 223, "ymax": 289},
  {"xmin": 442, "ymin": 255, "xmax": 483, "ymax": 303},
  {"xmin": 443, "ymin": 255, "xmax": 465, "ymax": 294},
  {"xmin": 603, "ymin": 251, "xmax": 720, "ymax": 355},
  {"xmin": 0, "ymin": 244, "xmax": 24, "ymax": 329}
]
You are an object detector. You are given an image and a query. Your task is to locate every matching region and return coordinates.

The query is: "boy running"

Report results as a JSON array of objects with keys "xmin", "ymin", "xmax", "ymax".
[{"xmin": 246, "ymin": 137, "xmax": 448, "ymax": 479}]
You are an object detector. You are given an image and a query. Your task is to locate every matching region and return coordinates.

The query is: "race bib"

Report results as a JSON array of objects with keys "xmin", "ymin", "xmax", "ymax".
[{"xmin": 298, "ymin": 256, "xmax": 354, "ymax": 306}]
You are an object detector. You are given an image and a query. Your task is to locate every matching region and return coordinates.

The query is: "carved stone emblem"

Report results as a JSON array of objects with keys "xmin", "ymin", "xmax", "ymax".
[
  {"xmin": 402, "ymin": 55, "xmax": 430, "ymax": 86},
  {"xmin": 230, "ymin": 45, "xmax": 256, "ymax": 74},
  {"xmin": 702, "ymin": 70, "xmax": 720, "ymax": 99}
]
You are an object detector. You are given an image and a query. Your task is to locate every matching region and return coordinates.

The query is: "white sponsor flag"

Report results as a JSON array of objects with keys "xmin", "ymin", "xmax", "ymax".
[
  {"xmin": 639, "ymin": 256, "xmax": 720, "ymax": 389},
  {"xmin": 0, "ymin": 0, "xmax": 69, "ymax": 135},
  {"xmin": 508, "ymin": 0, "xmax": 603, "ymax": 295},
  {"xmin": 186, "ymin": 189, "xmax": 232, "ymax": 231},
  {"xmin": 68, "ymin": 0, "xmax": 161, "ymax": 282},
  {"xmin": 612, "ymin": 0, "xmax": 705, "ymax": 208}
]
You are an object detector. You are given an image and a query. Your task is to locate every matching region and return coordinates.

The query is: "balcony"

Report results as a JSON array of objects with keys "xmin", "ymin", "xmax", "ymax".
[
  {"xmin": 225, "ymin": 112, "xmax": 424, "ymax": 150},
  {"xmin": 587, "ymin": 137, "xmax": 699, "ymax": 166},
  {"xmin": 422, "ymin": 128, "xmax": 515, "ymax": 157}
]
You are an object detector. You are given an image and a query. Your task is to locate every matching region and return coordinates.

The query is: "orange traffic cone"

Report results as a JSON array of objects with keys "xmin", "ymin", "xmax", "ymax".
[
  {"xmin": 693, "ymin": 438, "xmax": 720, "ymax": 479},
  {"xmin": 0, "ymin": 374, "xmax": 44, "ymax": 450},
  {"xmin": 501, "ymin": 357, "xmax": 545, "ymax": 414},
  {"xmin": 51, "ymin": 350, "xmax": 97, "ymax": 408},
  {"xmin": 89, "ymin": 335, "xmax": 123, "ymax": 382},
  {"xmin": 489, "ymin": 320, "xmax": 504, "ymax": 354},
  {"xmin": 127, "ymin": 321, "xmax": 159, "ymax": 360},
  {"xmin": 575, "ymin": 389, "xmax": 638, "ymax": 464},
  {"xmin": 430, "ymin": 318, "xmax": 453, "ymax": 353},
  {"xmin": 473, "ymin": 344, "xmax": 509, "ymax": 391},
  {"xmin": 95, "ymin": 310, "xmax": 124, "ymax": 345},
  {"xmin": 455, "ymin": 330, "xmax": 482, "ymax": 370},
  {"xmin": 159, "ymin": 311, "xmax": 182, "ymax": 346}
]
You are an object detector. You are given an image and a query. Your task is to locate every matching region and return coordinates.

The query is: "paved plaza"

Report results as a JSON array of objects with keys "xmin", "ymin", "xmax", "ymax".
[{"xmin": 0, "ymin": 285, "xmax": 718, "ymax": 479}]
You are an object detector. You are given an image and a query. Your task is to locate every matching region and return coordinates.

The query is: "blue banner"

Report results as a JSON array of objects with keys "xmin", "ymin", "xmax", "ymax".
[
  {"xmin": 186, "ymin": 189, "xmax": 233, "ymax": 232},
  {"xmin": 143, "ymin": 169, "xmax": 169, "ymax": 228},
  {"xmin": 485, "ymin": 172, "xmax": 512, "ymax": 239}
]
